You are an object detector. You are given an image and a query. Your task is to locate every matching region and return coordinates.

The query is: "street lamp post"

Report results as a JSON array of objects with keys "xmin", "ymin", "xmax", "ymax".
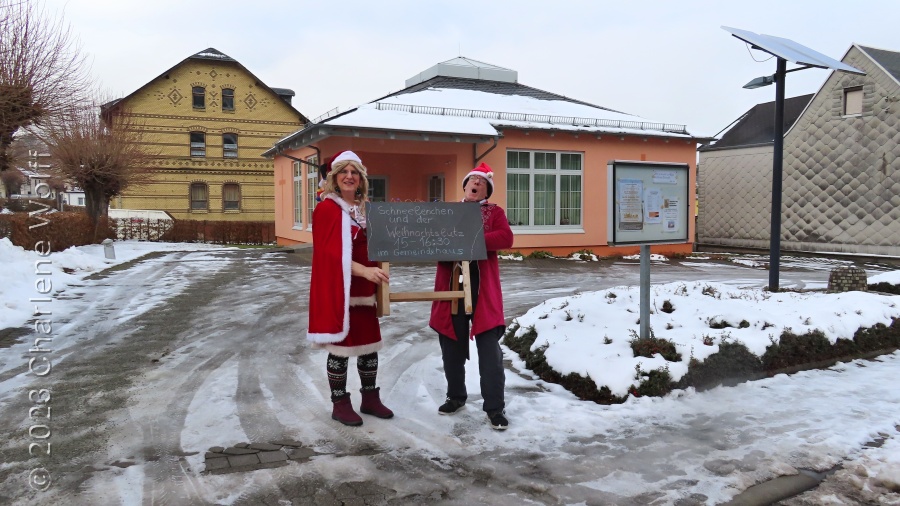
[{"xmin": 723, "ymin": 27, "xmax": 865, "ymax": 291}]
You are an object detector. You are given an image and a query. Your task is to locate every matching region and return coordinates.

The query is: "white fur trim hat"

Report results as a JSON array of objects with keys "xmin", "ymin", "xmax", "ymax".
[
  {"xmin": 331, "ymin": 150, "xmax": 362, "ymax": 166},
  {"xmin": 462, "ymin": 162, "xmax": 494, "ymax": 198}
]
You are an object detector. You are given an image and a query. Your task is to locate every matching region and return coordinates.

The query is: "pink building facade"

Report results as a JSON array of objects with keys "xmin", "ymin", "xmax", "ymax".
[{"xmin": 266, "ymin": 58, "xmax": 701, "ymax": 257}]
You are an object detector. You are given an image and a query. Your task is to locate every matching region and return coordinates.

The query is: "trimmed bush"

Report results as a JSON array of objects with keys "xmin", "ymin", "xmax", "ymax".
[
  {"xmin": 630, "ymin": 335, "xmax": 682, "ymax": 362},
  {"xmin": 869, "ymin": 282, "xmax": 900, "ymax": 295},
  {"xmin": 761, "ymin": 329, "xmax": 835, "ymax": 371},
  {"xmin": 0, "ymin": 211, "xmax": 112, "ymax": 251},
  {"xmin": 677, "ymin": 341, "xmax": 763, "ymax": 391},
  {"xmin": 161, "ymin": 220, "xmax": 275, "ymax": 245},
  {"xmin": 633, "ymin": 367, "xmax": 674, "ymax": 398},
  {"xmin": 507, "ymin": 318, "xmax": 900, "ymax": 404}
]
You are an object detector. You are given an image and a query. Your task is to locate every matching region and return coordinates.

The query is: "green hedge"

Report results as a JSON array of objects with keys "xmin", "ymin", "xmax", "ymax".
[{"xmin": 503, "ymin": 318, "xmax": 900, "ymax": 404}]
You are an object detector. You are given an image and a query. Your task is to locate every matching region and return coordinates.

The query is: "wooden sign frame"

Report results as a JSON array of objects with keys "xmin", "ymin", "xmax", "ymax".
[{"xmin": 375, "ymin": 261, "xmax": 472, "ymax": 317}]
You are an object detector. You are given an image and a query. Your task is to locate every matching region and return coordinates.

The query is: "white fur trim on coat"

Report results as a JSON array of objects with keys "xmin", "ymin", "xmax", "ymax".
[
  {"xmin": 313, "ymin": 340, "xmax": 384, "ymax": 357},
  {"xmin": 305, "ymin": 196, "xmax": 353, "ymax": 344}
]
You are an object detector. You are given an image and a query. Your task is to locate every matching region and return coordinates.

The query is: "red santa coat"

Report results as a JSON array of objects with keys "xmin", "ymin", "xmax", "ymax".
[
  {"xmin": 429, "ymin": 202, "xmax": 514, "ymax": 339},
  {"xmin": 307, "ymin": 194, "xmax": 382, "ymax": 357}
]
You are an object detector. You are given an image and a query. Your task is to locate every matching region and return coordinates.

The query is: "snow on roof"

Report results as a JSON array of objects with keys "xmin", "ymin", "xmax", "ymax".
[
  {"xmin": 326, "ymin": 103, "xmax": 499, "ymax": 136},
  {"xmin": 326, "ymin": 88, "xmax": 690, "ymax": 138},
  {"xmin": 191, "ymin": 48, "xmax": 236, "ymax": 62},
  {"xmin": 18, "ymin": 167, "xmax": 52, "ymax": 178}
]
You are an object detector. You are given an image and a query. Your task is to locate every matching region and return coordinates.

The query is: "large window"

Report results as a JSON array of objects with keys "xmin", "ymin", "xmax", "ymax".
[
  {"xmin": 190, "ymin": 183, "xmax": 208, "ymax": 210},
  {"xmin": 293, "ymin": 161, "xmax": 303, "ymax": 226},
  {"xmin": 223, "ymin": 183, "xmax": 240, "ymax": 210},
  {"xmin": 192, "ymin": 86, "xmax": 205, "ymax": 109},
  {"xmin": 222, "ymin": 133, "xmax": 238, "ymax": 158},
  {"xmin": 222, "ymin": 88, "xmax": 234, "ymax": 111},
  {"xmin": 306, "ymin": 155, "xmax": 319, "ymax": 227},
  {"xmin": 428, "ymin": 175, "xmax": 445, "ymax": 202},
  {"xmin": 506, "ymin": 150, "xmax": 582, "ymax": 228},
  {"xmin": 190, "ymin": 132, "xmax": 206, "ymax": 157},
  {"xmin": 367, "ymin": 177, "xmax": 387, "ymax": 202},
  {"xmin": 844, "ymin": 86, "xmax": 863, "ymax": 116}
]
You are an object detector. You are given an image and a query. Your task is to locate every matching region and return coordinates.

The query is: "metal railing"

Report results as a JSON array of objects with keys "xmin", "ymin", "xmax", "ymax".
[
  {"xmin": 374, "ymin": 102, "xmax": 688, "ymax": 134},
  {"xmin": 311, "ymin": 107, "xmax": 340, "ymax": 124}
]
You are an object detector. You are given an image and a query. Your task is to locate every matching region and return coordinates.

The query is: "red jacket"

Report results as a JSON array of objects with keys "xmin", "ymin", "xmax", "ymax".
[{"xmin": 429, "ymin": 202, "xmax": 514, "ymax": 339}]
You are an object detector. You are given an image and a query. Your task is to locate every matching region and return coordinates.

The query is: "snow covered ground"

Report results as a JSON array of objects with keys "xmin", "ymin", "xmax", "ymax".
[{"xmin": 1, "ymin": 238, "xmax": 899, "ymax": 504}]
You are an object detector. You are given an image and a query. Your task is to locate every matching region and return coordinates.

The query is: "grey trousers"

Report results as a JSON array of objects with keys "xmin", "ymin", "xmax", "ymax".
[{"xmin": 439, "ymin": 324, "xmax": 506, "ymax": 414}]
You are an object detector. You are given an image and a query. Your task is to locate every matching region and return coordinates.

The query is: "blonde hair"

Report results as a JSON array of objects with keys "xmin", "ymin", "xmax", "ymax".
[{"xmin": 321, "ymin": 160, "xmax": 369, "ymax": 205}]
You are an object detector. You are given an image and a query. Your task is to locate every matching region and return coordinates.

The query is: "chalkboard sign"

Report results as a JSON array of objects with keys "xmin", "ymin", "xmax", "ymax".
[{"xmin": 366, "ymin": 202, "xmax": 487, "ymax": 262}]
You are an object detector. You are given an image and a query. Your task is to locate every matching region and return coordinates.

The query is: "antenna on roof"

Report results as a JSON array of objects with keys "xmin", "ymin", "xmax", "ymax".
[{"xmin": 458, "ymin": 42, "xmax": 460, "ymax": 56}]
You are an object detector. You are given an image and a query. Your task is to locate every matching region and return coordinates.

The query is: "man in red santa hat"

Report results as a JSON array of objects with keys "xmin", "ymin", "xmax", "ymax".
[{"xmin": 429, "ymin": 162, "xmax": 514, "ymax": 430}]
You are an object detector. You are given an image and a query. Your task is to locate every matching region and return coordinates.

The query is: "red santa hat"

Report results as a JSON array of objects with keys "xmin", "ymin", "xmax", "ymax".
[{"xmin": 462, "ymin": 162, "xmax": 494, "ymax": 198}]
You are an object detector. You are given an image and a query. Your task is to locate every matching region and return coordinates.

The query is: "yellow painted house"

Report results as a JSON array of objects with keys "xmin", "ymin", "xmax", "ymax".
[{"xmin": 106, "ymin": 48, "xmax": 307, "ymax": 221}]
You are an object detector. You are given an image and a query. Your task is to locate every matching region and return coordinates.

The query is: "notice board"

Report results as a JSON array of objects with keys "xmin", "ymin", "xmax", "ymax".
[
  {"xmin": 366, "ymin": 202, "xmax": 487, "ymax": 262},
  {"xmin": 607, "ymin": 160, "xmax": 690, "ymax": 246}
]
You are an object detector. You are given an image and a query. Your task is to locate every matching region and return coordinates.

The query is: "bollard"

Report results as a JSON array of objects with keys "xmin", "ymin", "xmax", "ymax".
[{"xmin": 102, "ymin": 239, "xmax": 116, "ymax": 260}]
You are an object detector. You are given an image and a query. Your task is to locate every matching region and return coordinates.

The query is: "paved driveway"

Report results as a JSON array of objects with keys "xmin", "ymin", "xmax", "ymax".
[{"xmin": 0, "ymin": 248, "xmax": 894, "ymax": 505}]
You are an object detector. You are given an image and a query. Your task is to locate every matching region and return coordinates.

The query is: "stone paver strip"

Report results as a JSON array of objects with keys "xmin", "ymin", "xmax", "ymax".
[
  {"xmin": 226, "ymin": 453, "xmax": 260, "ymax": 467},
  {"xmin": 205, "ymin": 457, "xmax": 230, "ymax": 470},
  {"xmin": 258, "ymin": 450, "xmax": 289, "ymax": 463},
  {"xmin": 249, "ymin": 443, "xmax": 283, "ymax": 451},
  {"xmin": 204, "ymin": 440, "xmax": 323, "ymax": 473},
  {"xmin": 223, "ymin": 447, "xmax": 258, "ymax": 455},
  {"xmin": 285, "ymin": 447, "xmax": 317, "ymax": 460}
]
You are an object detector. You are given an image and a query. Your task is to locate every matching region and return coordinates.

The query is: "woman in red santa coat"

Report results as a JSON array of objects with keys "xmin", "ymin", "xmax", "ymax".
[{"xmin": 307, "ymin": 150, "xmax": 393, "ymax": 426}]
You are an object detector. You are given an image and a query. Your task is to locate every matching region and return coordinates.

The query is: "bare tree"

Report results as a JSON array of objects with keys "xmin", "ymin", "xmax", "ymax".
[
  {"xmin": 0, "ymin": 165, "xmax": 24, "ymax": 197},
  {"xmin": 0, "ymin": 0, "xmax": 89, "ymax": 174},
  {"xmin": 42, "ymin": 100, "xmax": 156, "ymax": 240}
]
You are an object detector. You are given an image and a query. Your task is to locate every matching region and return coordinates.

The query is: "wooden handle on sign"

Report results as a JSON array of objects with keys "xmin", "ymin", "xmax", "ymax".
[
  {"xmin": 375, "ymin": 260, "xmax": 471, "ymax": 318},
  {"xmin": 461, "ymin": 261, "xmax": 473, "ymax": 315},
  {"xmin": 376, "ymin": 261, "xmax": 390, "ymax": 317}
]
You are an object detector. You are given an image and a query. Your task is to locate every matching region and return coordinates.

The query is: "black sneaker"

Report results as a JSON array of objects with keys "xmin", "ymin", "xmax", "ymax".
[
  {"xmin": 438, "ymin": 398, "xmax": 465, "ymax": 415},
  {"xmin": 488, "ymin": 411, "xmax": 508, "ymax": 430}
]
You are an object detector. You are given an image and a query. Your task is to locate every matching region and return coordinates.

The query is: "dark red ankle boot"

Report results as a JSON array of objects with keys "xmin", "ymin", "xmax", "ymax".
[
  {"xmin": 331, "ymin": 394, "xmax": 363, "ymax": 426},
  {"xmin": 359, "ymin": 387, "xmax": 394, "ymax": 419}
]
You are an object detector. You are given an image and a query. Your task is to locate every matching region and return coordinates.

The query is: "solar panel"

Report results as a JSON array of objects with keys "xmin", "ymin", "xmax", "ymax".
[{"xmin": 722, "ymin": 26, "xmax": 865, "ymax": 75}]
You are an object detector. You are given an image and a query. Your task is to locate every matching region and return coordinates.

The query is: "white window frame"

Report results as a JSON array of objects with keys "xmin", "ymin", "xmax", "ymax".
[
  {"xmin": 222, "ymin": 182, "xmax": 240, "ymax": 211},
  {"xmin": 306, "ymin": 155, "xmax": 319, "ymax": 230},
  {"xmin": 506, "ymin": 149, "xmax": 584, "ymax": 232},
  {"xmin": 843, "ymin": 86, "xmax": 863, "ymax": 116},
  {"xmin": 190, "ymin": 132, "xmax": 206, "ymax": 157},
  {"xmin": 292, "ymin": 161, "xmax": 303, "ymax": 228},
  {"xmin": 222, "ymin": 133, "xmax": 238, "ymax": 159}
]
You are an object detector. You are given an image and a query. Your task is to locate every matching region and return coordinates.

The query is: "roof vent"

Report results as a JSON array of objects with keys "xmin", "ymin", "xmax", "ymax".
[{"xmin": 405, "ymin": 56, "xmax": 517, "ymax": 87}]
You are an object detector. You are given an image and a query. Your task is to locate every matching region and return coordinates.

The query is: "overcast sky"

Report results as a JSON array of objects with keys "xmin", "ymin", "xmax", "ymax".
[{"xmin": 43, "ymin": 0, "xmax": 900, "ymax": 138}]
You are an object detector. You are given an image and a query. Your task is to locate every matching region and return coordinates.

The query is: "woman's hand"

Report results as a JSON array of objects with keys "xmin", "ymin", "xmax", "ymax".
[{"xmin": 352, "ymin": 262, "xmax": 389, "ymax": 285}]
